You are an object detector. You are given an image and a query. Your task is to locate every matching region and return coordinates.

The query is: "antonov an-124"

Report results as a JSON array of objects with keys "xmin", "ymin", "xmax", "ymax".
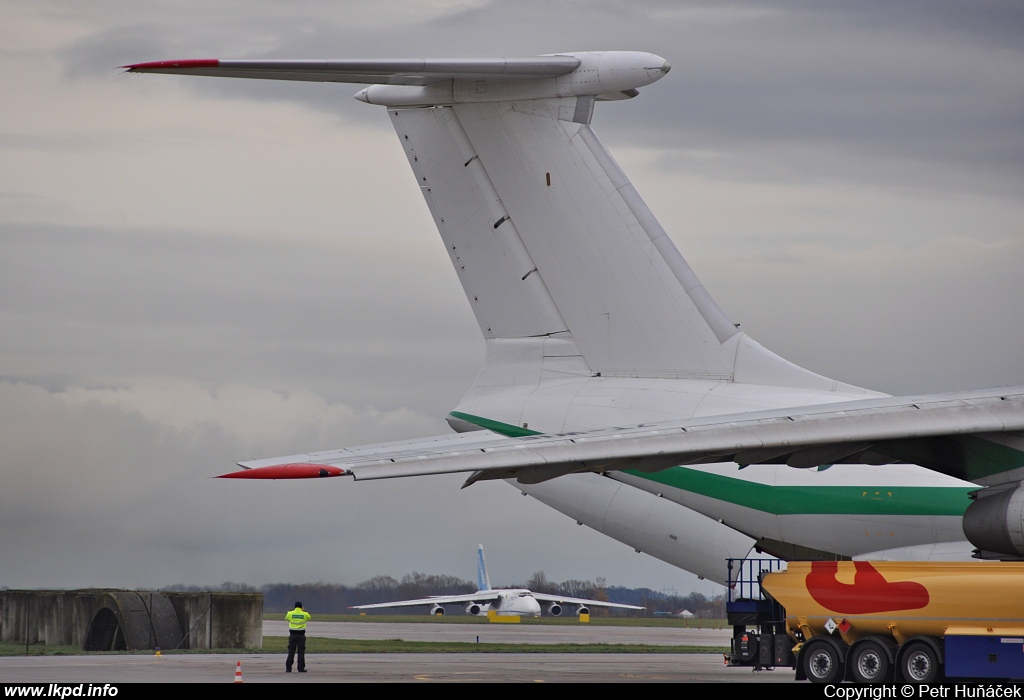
[{"xmin": 351, "ymin": 545, "xmax": 642, "ymax": 617}]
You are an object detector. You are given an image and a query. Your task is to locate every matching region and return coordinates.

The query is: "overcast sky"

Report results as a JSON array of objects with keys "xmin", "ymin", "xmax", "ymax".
[{"xmin": 1, "ymin": 1, "xmax": 1021, "ymax": 596}]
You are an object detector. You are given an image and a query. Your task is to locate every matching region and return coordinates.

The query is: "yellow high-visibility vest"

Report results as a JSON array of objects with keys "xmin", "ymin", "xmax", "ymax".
[{"xmin": 286, "ymin": 607, "xmax": 311, "ymax": 630}]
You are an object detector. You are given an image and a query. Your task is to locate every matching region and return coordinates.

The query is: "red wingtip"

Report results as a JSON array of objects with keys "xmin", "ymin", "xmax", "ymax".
[
  {"xmin": 123, "ymin": 59, "xmax": 220, "ymax": 71},
  {"xmin": 218, "ymin": 463, "xmax": 348, "ymax": 480}
]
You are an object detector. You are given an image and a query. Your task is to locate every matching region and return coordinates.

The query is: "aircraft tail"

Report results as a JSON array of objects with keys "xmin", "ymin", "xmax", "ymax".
[
  {"xmin": 476, "ymin": 545, "xmax": 491, "ymax": 591},
  {"xmin": 389, "ymin": 99, "xmax": 738, "ymax": 379},
  {"xmin": 383, "ymin": 58, "xmax": 870, "ymax": 394},
  {"xmin": 127, "ymin": 53, "xmax": 874, "ymax": 394}
]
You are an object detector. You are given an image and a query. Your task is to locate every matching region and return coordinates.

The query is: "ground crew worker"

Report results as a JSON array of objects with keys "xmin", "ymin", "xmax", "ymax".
[{"xmin": 285, "ymin": 601, "xmax": 311, "ymax": 672}]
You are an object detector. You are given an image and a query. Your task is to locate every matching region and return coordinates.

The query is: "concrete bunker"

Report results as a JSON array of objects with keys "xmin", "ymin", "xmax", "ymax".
[
  {"xmin": 2, "ymin": 590, "xmax": 262, "ymax": 651},
  {"xmin": 82, "ymin": 591, "xmax": 182, "ymax": 651}
]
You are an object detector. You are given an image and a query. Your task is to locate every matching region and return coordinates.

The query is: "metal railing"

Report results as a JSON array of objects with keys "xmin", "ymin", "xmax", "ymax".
[{"xmin": 726, "ymin": 558, "xmax": 787, "ymax": 602}]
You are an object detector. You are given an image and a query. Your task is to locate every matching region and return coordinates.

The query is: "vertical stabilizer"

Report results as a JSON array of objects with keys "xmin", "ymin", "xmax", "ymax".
[
  {"xmin": 392, "ymin": 99, "xmax": 738, "ymax": 379},
  {"xmin": 476, "ymin": 545, "xmax": 492, "ymax": 591},
  {"xmin": 391, "ymin": 90, "xmax": 875, "ymax": 395},
  {"xmin": 126, "ymin": 52, "xmax": 874, "ymax": 393}
]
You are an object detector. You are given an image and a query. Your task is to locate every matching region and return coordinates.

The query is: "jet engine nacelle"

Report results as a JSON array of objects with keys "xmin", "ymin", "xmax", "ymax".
[
  {"xmin": 547, "ymin": 604, "xmax": 562, "ymax": 617},
  {"xmin": 962, "ymin": 483, "xmax": 1024, "ymax": 559},
  {"xmin": 576, "ymin": 605, "xmax": 590, "ymax": 617},
  {"xmin": 429, "ymin": 604, "xmax": 445, "ymax": 616},
  {"xmin": 466, "ymin": 603, "xmax": 484, "ymax": 616}
]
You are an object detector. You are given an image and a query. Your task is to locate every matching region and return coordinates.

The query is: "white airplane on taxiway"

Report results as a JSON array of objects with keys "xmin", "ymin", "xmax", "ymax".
[{"xmin": 351, "ymin": 545, "xmax": 642, "ymax": 617}]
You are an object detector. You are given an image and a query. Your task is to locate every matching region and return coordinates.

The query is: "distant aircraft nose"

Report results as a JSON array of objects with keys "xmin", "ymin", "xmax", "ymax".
[{"xmin": 525, "ymin": 596, "xmax": 541, "ymax": 615}]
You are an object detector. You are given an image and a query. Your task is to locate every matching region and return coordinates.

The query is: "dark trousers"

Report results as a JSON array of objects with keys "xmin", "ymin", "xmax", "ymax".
[{"xmin": 286, "ymin": 630, "xmax": 306, "ymax": 671}]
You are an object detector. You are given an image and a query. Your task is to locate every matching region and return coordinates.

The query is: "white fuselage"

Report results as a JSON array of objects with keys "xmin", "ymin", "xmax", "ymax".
[
  {"xmin": 465, "ymin": 590, "xmax": 542, "ymax": 617},
  {"xmin": 449, "ymin": 369, "xmax": 976, "ymax": 582}
]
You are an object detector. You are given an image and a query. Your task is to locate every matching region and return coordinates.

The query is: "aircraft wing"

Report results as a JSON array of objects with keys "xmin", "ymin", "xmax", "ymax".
[
  {"xmin": 123, "ymin": 57, "xmax": 581, "ymax": 85},
  {"xmin": 350, "ymin": 591, "xmax": 500, "ymax": 610},
  {"xmin": 529, "ymin": 593, "xmax": 644, "ymax": 610},
  {"xmin": 222, "ymin": 387, "xmax": 1024, "ymax": 485}
]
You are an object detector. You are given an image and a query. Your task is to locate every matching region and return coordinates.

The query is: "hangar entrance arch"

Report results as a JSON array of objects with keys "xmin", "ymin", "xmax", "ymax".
[
  {"xmin": 0, "ymin": 589, "xmax": 262, "ymax": 650},
  {"xmin": 84, "ymin": 607, "xmax": 125, "ymax": 651},
  {"xmin": 82, "ymin": 592, "xmax": 180, "ymax": 651}
]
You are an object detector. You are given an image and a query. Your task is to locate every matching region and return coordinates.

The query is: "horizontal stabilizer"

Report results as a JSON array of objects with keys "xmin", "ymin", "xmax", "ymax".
[
  {"xmin": 124, "ymin": 52, "xmax": 671, "ymax": 107},
  {"xmin": 123, "ymin": 57, "xmax": 582, "ymax": 85}
]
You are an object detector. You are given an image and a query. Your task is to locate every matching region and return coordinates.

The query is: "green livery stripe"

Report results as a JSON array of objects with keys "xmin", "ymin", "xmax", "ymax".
[
  {"xmin": 622, "ymin": 467, "xmax": 971, "ymax": 516},
  {"xmin": 449, "ymin": 411, "xmax": 541, "ymax": 437},
  {"xmin": 448, "ymin": 411, "xmax": 973, "ymax": 516}
]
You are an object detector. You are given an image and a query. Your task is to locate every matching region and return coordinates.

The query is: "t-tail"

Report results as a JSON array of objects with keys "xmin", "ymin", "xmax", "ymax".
[{"xmin": 124, "ymin": 53, "xmax": 871, "ymax": 404}]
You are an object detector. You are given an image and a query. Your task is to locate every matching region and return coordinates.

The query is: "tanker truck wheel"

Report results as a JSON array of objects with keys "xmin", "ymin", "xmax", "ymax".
[
  {"xmin": 900, "ymin": 641, "xmax": 940, "ymax": 684},
  {"xmin": 850, "ymin": 640, "xmax": 891, "ymax": 684},
  {"xmin": 801, "ymin": 639, "xmax": 843, "ymax": 684}
]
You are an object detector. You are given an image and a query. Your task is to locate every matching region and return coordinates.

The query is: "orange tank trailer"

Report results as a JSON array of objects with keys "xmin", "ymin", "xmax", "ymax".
[
  {"xmin": 726, "ymin": 559, "xmax": 1024, "ymax": 683},
  {"xmin": 763, "ymin": 560, "xmax": 1024, "ymax": 645}
]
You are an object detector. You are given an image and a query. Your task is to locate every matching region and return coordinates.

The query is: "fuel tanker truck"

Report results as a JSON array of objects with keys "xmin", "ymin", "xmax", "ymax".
[{"xmin": 725, "ymin": 559, "xmax": 1024, "ymax": 683}]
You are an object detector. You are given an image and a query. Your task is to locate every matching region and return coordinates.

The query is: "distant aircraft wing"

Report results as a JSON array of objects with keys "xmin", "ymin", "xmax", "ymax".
[
  {"xmin": 122, "ymin": 57, "xmax": 581, "ymax": 85},
  {"xmin": 222, "ymin": 387, "xmax": 1024, "ymax": 485},
  {"xmin": 529, "ymin": 593, "xmax": 644, "ymax": 610},
  {"xmin": 350, "ymin": 591, "xmax": 500, "ymax": 610}
]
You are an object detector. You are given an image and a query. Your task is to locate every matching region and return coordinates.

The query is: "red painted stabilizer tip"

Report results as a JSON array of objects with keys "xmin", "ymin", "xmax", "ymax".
[
  {"xmin": 218, "ymin": 463, "xmax": 347, "ymax": 479},
  {"xmin": 123, "ymin": 59, "xmax": 220, "ymax": 71}
]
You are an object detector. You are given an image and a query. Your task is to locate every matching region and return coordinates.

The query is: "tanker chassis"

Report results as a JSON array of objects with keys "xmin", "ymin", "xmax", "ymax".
[{"xmin": 725, "ymin": 559, "xmax": 1024, "ymax": 683}]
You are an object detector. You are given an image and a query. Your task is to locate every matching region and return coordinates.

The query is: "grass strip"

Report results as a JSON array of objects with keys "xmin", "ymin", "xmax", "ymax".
[
  {"xmin": 0, "ymin": 639, "xmax": 727, "ymax": 657},
  {"xmin": 261, "ymin": 636, "xmax": 727, "ymax": 654},
  {"xmin": 0, "ymin": 643, "xmax": 85, "ymax": 657}
]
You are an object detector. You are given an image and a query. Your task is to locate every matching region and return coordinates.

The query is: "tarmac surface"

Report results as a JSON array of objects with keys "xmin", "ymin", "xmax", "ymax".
[
  {"xmin": 0, "ymin": 653, "xmax": 793, "ymax": 683},
  {"xmin": 0, "ymin": 620, "xmax": 795, "ymax": 683},
  {"xmin": 261, "ymin": 619, "xmax": 733, "ymax": 646}
]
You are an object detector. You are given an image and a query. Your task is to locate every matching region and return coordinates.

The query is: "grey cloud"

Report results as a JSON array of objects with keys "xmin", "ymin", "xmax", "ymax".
[
  {"xmin": 0, "ymin": 380, "xmax": 708, "ymax": 591},
  {"xmin": 0, "ymin": 223, "xmax": 480, "ymax": 412}
]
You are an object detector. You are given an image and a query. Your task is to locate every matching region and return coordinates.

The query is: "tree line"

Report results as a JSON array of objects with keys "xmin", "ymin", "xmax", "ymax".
[{"xmin": 165, "ymin": 572, "xmax": 725, "ymax": 617}]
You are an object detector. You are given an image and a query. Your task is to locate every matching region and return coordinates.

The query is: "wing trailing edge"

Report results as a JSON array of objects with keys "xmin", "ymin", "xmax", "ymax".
[{"xmin": 229, "ymin": 388, "xmax": 1024, "ymax": 484}]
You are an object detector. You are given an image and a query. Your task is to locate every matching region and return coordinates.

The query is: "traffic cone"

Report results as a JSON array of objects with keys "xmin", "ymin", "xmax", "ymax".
[{"xmin": 234, "ymin": 660, "xmax": 243, "ymax": 683}]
